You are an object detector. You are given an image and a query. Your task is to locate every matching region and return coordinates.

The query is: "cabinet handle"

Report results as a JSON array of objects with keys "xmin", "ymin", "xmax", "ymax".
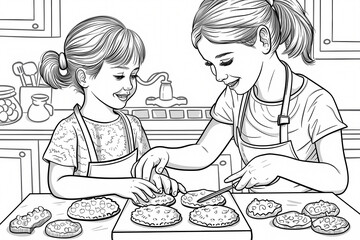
[
  {"xmin": 19, "ymin": 151, "xmax": 26, "ymax": 158},
  {"xmin": 323, "ymin": 39, "xmax": 331, "ymax": 45},
  {"xmin": 32, "ymin": 23, "xmax": 39, "ymax": 29},
  {"xmin": 219, "ymin": 160, "xmax": 227, "ymax": 166}
]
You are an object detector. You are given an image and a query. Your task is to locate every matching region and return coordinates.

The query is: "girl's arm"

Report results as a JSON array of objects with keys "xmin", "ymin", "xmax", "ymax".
[
  {"xmin": 283, "ymin": 130, "xmax": 348, "ymax": 193},
  {"xmin": 48, "ymin": 162, "xmax": 160, "ymax": 201},
  {"xmin": 134, "ymin": 119, "xmax": 234, "ymax": 180},
  {"xmin": 226, "ymin": 130, "xmax": 348, "ymax": 194}
]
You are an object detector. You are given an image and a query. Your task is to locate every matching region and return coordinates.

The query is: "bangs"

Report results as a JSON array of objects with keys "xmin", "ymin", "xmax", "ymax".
[{"xmin": 106, "ymin": 28, "xmax": 145, "ymax": 66}]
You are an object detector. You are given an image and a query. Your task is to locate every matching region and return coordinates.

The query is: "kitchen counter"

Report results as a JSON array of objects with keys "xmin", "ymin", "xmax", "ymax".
[
  {"xmin": 1, "ymin": 193, "xmax": 359, "ymax": 240},
  {"xmin": 0, "ymin": 194, "xmax": 127, "ymax": 240}
]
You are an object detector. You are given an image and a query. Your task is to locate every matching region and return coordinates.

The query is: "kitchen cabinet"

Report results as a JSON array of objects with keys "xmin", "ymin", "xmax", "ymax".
[
  {"xmin": 0, "ymin": 0, "xmax": 60, "ymax": 37},
  {"xmin": 305, "ymin": 0, "xmax": 360, "ymax": 59},
  {"xmin": 0, "ymin": 143, "xmax": 33, "ymax": 222}
]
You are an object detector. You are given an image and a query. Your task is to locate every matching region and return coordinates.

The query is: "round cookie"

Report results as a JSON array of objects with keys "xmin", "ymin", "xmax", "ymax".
[
  {"xmin": 67, "ymin": 197, "xmax": 120, "ymax": 220},
  {"xmin": 133, "ymin": 192, "xmax": 175, "ymax": 207},
  {"xmin": 273, "ymin": 211, "xmax": 311, "ymax": 230},
  {"xmin": 45, "ymin": 219, "xmax": 82, "ymax": 238},
  {"xmin": 189, "ymin": 206, "xmax": 239, "ymax": 228},
  {"xmin": 302, "ymin": 200, "xmax": 340, "ymax": 219},
  {"xmin": 131, "ymin": 206, "xmax": 182, "ymax": 227},
  {"xmin": 246, "ymin": 198, "xmax": 282, "ymax": 219},
  {"xmin": 311, "ymin": 216, "xmax": 350, "ymax": 235},
  {"xmin": 181, "ymin": 189, "xmax": 226, "ymax": 208}
]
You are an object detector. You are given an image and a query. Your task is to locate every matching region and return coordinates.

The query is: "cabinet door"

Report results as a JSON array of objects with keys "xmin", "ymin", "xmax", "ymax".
[
  {"xmin": 0, "ymin": 149, "xmax": 31, "ymax": 222},
  {"xmin": 39, "ymin": 140, "xmax": 51, "ymax": 193},
  {"xmin": 310, "ymin": 0, "xmax": 360, "ymax": 59},
  {"xmin": 0, "ymin": 0, "xmax": 60, "ymax": 37}
]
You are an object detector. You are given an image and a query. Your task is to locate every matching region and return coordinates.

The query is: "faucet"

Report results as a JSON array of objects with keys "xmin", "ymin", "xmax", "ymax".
[{"xmin": 136, "ymin": 72, "xmax": 187, "ymax": 107}]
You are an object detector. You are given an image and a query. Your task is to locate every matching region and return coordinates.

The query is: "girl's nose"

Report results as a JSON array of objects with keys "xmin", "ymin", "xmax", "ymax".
[
  {"xmin": 216, "ymin": 73, "xmax": 228, "ymax": 82},
  {"xmin": 124, "ymin": 77, "xmax": 134, "ymax": 91}
]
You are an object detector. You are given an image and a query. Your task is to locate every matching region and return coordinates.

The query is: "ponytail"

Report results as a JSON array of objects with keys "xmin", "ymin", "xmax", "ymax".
[
  {"xmin": 40, "ymin": 50, "xmax": 84, "ymax": 93},
  {"xmin": 273, "ymin": 0, "xmax": 314, "ymax": 64},
  {"xmin": 191, "ymin": 0, "xmax": 314, "ymax": 65}
]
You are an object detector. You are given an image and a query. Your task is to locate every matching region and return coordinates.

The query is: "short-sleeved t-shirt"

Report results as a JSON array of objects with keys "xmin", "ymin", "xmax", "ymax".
[
  {"xmin": 211, "ymin": 74, "xmax": 347, "ymax": 164},
  {"xmin": 43, "ymin": 113, "xmax": 150, "ymax": 176}
]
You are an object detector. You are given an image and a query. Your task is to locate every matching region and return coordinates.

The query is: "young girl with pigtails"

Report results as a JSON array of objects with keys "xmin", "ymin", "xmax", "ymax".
[
  {"xmin": 135, "ymin": 0, "xmax": 349, "ymax": 194},
  {"xmin": 41, "ymin": 16, "xmax": 185, "ymax": 202}
]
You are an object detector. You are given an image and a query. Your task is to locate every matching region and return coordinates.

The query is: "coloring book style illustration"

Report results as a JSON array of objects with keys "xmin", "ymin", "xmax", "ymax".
[{"xmin": 0, "ymin": 0, "xmax": 359, "ymax": 240}]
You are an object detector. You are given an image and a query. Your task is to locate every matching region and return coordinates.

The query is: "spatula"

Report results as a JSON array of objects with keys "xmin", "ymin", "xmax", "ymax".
[
  {"xmin": 12, "ymin": 62, "xmax": 27, "ymax": 86},
  {"xmin": 197, "ymin": 180, "xmax": 240, "ymax": 203},
  {"xmin": 22, "ymin": 62, "xmax": 38, "ymax": 86}
]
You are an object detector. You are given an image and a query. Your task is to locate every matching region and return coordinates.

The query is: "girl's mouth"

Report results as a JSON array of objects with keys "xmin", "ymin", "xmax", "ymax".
[
  {"xmin": 115, "ymin": 93, "xmax": 129, "ymax": 101},
  {"xmin": 227, "ymin": 79, "xmax": 240, "ymax": 89}
]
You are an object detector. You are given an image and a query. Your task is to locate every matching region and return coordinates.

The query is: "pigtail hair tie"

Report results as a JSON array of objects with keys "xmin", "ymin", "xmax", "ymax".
[{"xmin": 59, "ymin": 52, "xmax": 68, "ymax": 70}]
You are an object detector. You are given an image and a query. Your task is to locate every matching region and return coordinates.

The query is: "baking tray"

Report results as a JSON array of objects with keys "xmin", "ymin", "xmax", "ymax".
[{"xmin": 112, "ymin": 192, "xmax": 252, "ymax": 240}]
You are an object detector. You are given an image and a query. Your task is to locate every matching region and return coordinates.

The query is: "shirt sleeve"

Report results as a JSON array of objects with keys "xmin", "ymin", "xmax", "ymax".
[
  {"xmin": 128, "ymin": 115, "xmax": 150, "ymax": 158},
  {"xmin": 305, "ymin": 89, "xmax": 347, "ymax": 143},
  {"xmin": 43, "ymin": 118, "xmax": 78, "ymax": 168},
  {"xmin": 210, "ymin": 87, "xmax": 238, "ymax": 125}
]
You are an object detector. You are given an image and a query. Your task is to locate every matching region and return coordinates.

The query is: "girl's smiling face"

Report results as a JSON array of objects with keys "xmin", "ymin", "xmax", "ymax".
[
  {"xmin": 197, "ymin": 37, "xmax": 264, "ymax": 95},
  {"xmin": 86, "ymin": 61, "xmax": 139, "ymax": 109}
]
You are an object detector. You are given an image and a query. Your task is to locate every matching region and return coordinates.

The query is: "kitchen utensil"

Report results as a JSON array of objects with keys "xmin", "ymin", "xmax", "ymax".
[
  {"xmin": 197, "ymin": 180, "xmax": 240, "ymax": 203},
  {"xmin": 12, "ymin": 62, "xmax": 27, "ymax": 86},
  {"xmin": 22, "ymin": 62, "xmax": 38, "ymax": 86}
]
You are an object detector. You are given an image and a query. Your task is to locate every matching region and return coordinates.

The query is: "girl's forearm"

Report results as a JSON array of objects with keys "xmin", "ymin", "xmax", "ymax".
[
  {"xmin": 164, "ymin": 119, "xmax": 233, "ymax": 171},
  {"xmin": 278, "ymin": 156, "xmax": 348, "ymax": 194},
  {"xmin": 50, "ymin": 175, "xmax": 125, "ymax": 199},
  {"xmin": 164, "ymin": 144, "xmax": 218, "ymax": 170}
]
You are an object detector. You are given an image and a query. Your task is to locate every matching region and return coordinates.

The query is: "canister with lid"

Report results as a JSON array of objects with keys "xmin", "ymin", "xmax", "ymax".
[{"xmin": 0, "ymin": 85, "xmax": 23, "ymax": 125}]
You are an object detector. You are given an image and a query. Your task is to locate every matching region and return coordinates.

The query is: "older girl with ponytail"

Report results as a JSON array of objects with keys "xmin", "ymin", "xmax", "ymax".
[
  {"xmin": 135, "ymin": 0, "xmax": 348, "ymax": 194},
  {"xmin": 41, "ymin": 16, "xmax": 184, "ymax": 201}
]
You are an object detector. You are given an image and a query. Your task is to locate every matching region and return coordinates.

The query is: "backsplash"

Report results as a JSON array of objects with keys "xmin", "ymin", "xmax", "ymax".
[{"xmin": 122, "ymin": 107, "xmax": 211, "ymax": 121}]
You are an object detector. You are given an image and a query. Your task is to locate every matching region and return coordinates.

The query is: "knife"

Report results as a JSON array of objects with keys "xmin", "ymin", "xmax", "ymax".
[{"xmin": 197, "ymin": 180, "xmax": 240, "ymax": 203}]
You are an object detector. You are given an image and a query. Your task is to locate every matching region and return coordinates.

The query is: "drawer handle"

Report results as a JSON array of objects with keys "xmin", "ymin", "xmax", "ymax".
[
  {"xmin": 323, "ymin": 39, "xmax": 331, "ymax": 45},
  {"xmin": 219, "ymin": 160, "xmax": 227, "ymax": 166},
  {"xmin": 19, "ymin": 151, "xmax": 26, "ymax": 157}
]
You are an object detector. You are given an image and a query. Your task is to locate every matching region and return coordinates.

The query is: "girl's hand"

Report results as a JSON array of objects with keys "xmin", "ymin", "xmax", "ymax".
[
  {"xmin": 118, "ymin": 178, "xmax": 160, "ymax": 203},
  {"xmin": 151, "ymin": 172, "xmax": 187, "ymax": 197},
  {"xmin": 224, "ymin": 154, "xmax": 284, "ymax": 191},
  {"xmin": 132, "ymin": 147, "xmax": 169, "ymax": 180}
]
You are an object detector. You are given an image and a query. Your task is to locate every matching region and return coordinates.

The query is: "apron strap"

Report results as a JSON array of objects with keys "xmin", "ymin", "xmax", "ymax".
[
  {"xmin": 236, "ymin": 62, "xmax": 293, "ymax": 145},
  {"xmin": 73, "ymin": 104, "xmax": 98, "ymax": 162},
  {"xmin": 234, "ymin": 91, "xmax": 250, "ymax": 146},
  {"xmin": 115, "ymin": 110, "xmax": 135, "ymax": 153},
  {"xmin": 277, "ymin": 62, "xmax": 293, "ymax": 143}
]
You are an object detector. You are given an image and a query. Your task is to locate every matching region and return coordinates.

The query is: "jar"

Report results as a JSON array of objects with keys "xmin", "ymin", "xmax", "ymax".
[{"xmin": 0, "ymin": 85, "xmax": 23, "ymax": 125}]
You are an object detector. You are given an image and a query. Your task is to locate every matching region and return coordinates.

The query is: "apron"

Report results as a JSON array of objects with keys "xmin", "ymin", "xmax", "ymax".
[
  {"xmin": 234, "ymin": 62, "xmax": 312, "ymax": 192},
  {"xmin": 73, "ymin": 104, "xmax": 137, "ymax": 178}
]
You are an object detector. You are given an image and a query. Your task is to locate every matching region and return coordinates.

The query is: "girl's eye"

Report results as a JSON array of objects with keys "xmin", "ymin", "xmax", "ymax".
[
  {"xmin": 114, "ymin": 75, "xmax": 125, "ymax": 80},
  {"xmin": 220, "ymin": 58, "xmax": 233, "ymax": 66},
  {"xmin": 204, "ymin": 61, "xmax": 216, "ymax": 76},
  {"xmin": 205, "ymin": 61, "xmax": 212, "ymax": 66}
]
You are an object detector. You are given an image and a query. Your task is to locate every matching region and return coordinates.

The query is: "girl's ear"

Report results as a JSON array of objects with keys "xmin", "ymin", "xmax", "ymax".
[
  {"xmin": 256, "ymin": 26, "xmax": 271, "ymax": 54},
  {"xmin": 76, "ymin": 68, "xmax": 88, "ymax": 88}
]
